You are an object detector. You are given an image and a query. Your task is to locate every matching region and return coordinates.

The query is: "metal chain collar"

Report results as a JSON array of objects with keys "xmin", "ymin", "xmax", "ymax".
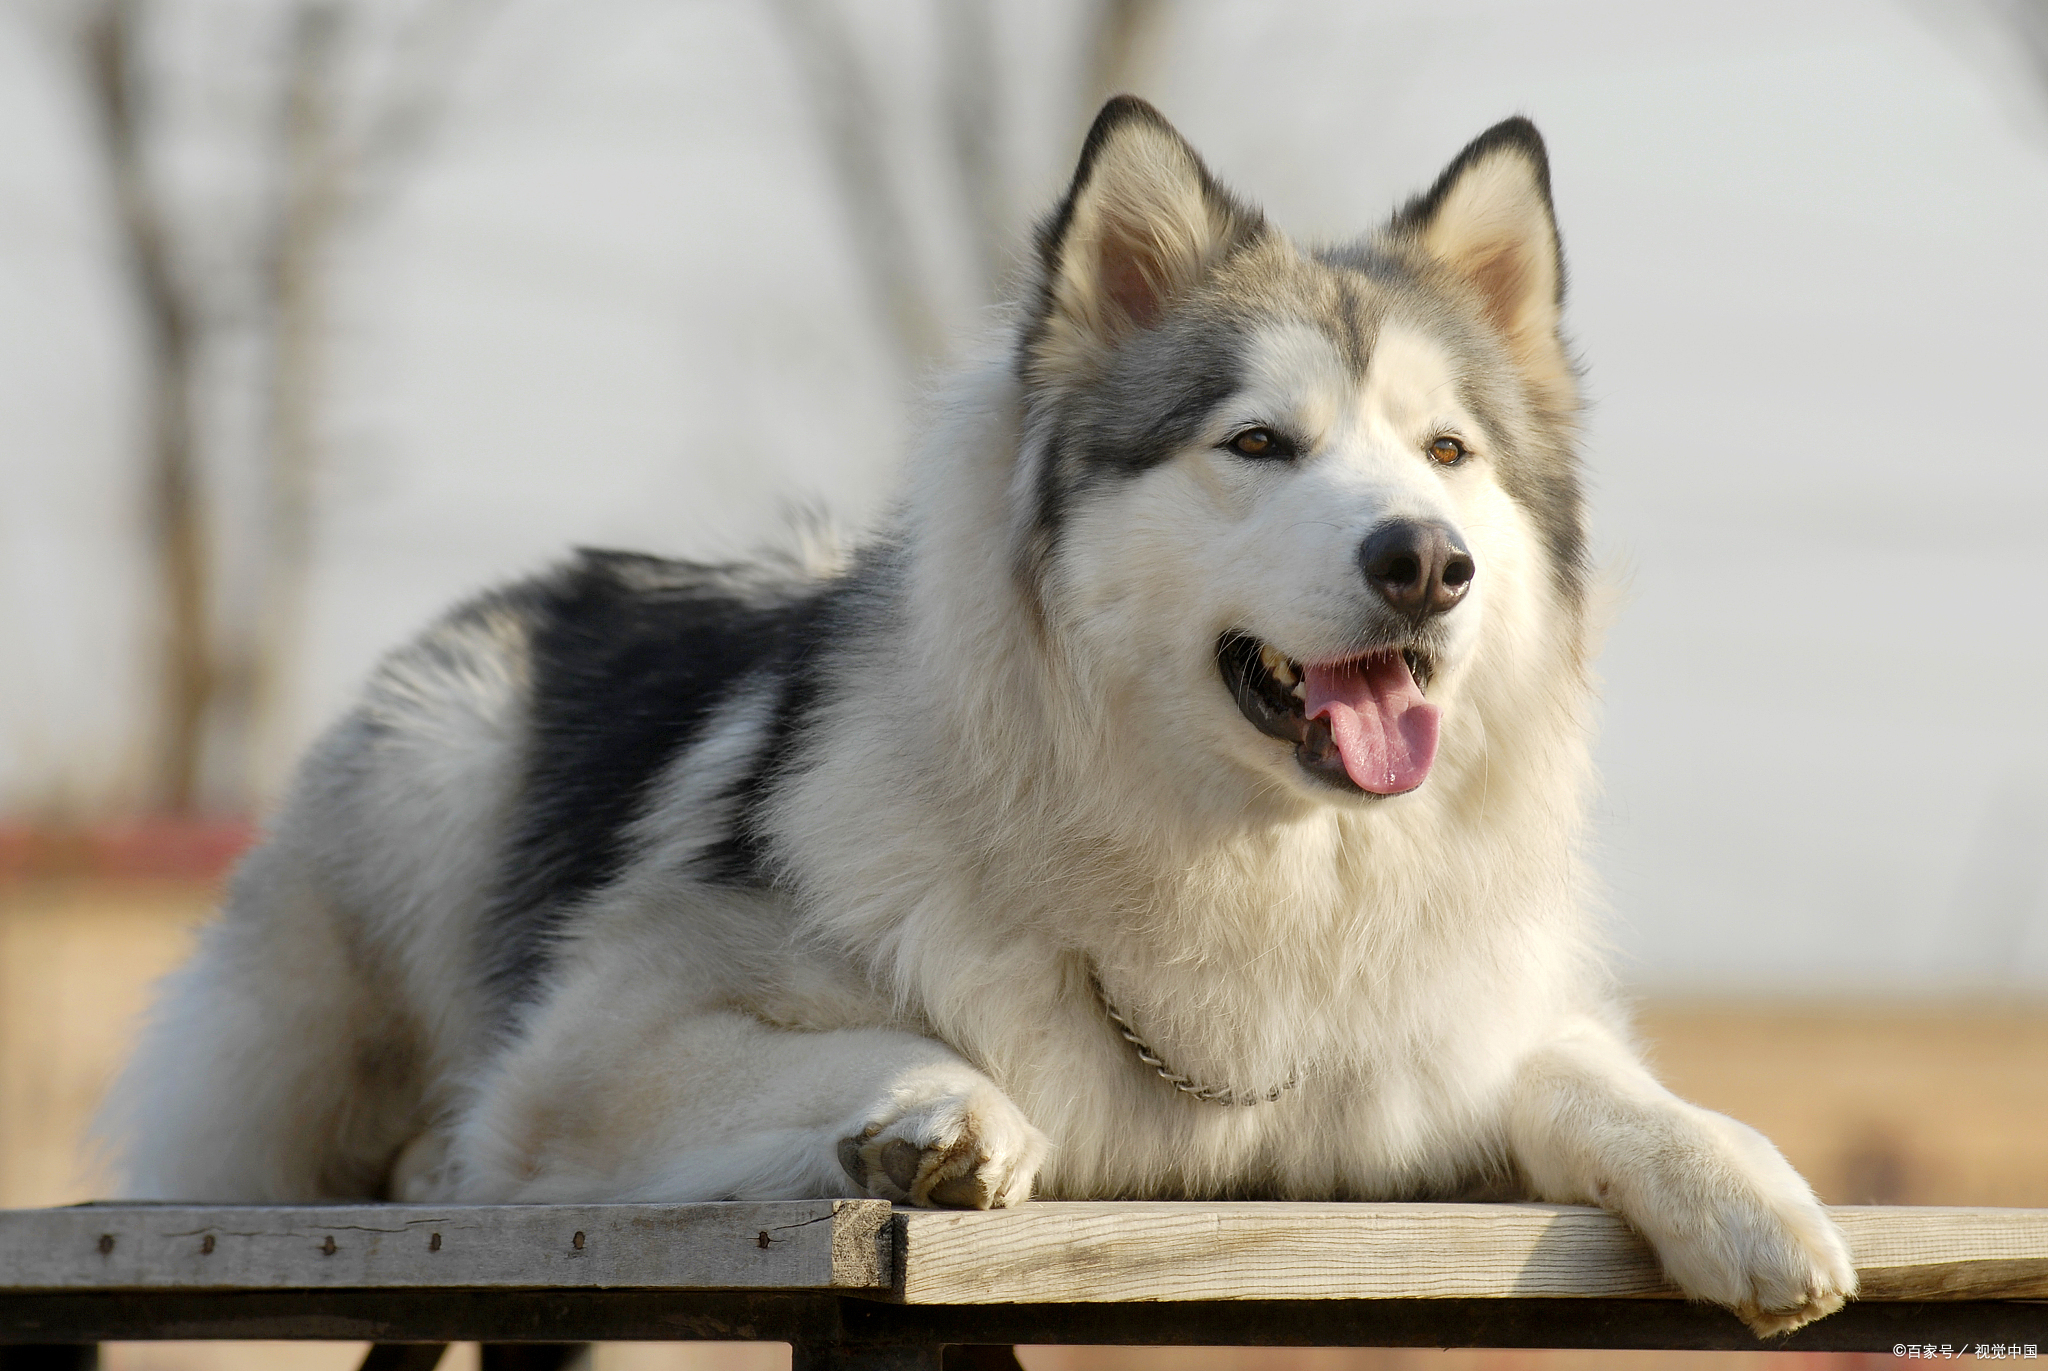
[{"xmin": 1090, "ymin": 971, "xmax": 1301, "ymax": 1107}]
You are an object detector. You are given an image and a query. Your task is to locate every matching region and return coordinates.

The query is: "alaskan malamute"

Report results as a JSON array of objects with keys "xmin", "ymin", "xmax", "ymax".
[{"xmin": 111, "ymin": 99, "xmax": 1853, "ymax": 1335}]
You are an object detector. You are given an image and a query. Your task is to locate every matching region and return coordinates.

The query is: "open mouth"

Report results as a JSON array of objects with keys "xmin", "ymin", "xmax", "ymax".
[{"xmin": 1217, "ymin": 634, "xmax": 1442, "ymax": 796}]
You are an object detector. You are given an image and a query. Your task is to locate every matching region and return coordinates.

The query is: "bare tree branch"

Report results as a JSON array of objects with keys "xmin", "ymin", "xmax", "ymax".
[
  {"xmin": 62, "ymin": 0, "xmax": 507, "ymax": 809},
  {"xmin": 81, "ymin": 0, "xmax": 213, "ymax": 813},
  {"xmin": 225, "ymin": 0, "xmax": 349, "ymax": 783},
  {"xmin": 938, "ymin": 0, "xmax": 1007, "ymax": 303},
  {"xmin": 2001, "ymin": 0, "xmax": 2048, "ymax": 99},
  {"xmin": 227, "ymin": 0, "xmax": 502, "ymax": 794},
  {"xmin": 1912, "ymin": 0, "xmax": 2048, "ymax": 139},
  {"xmin": 353, "ymin": 0, "xmax": 502, "ymax": 212},
  {"xmin": 771, "ymin": 0, "xmax": 945, "ymax": 370}
]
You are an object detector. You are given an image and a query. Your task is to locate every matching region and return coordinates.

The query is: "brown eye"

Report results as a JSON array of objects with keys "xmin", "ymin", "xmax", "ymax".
[
  {"xmin": 1227, "ymin": 427, "xmax": 1294, "ymax": 459},
  {"xmin": 1429, "ymin": 436, "xmax": 1468, "ymax": 465}
]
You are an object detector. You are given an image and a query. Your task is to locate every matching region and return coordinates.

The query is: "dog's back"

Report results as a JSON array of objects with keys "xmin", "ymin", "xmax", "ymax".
[{"xmin": 107, "ymin": 551, "xmax": 839, "ymax": 1199}]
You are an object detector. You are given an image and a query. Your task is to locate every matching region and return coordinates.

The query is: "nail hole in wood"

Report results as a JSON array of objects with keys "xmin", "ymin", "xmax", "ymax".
[
  {"xmin": 757, "ymin": 1230, "xmax": 771, "ymax": 1249},
  {"xmin": 429, "ymin": 1233, "xmax": 441, "ymax": 1252},
  {"xmin": 96, "ymin": 1235, "xmax": 114, "ymax": 1256},
  {"xmin": 572, "ymin": 1231, "xmax": 585, "ymax": 1250},
  {"xmin": 201, "ymin": 1235, "xmax": 215, "ymax": 1255},
  {"xmin": 321, "ymin": 1235, "xmax": 337, "ymax": 1255}
]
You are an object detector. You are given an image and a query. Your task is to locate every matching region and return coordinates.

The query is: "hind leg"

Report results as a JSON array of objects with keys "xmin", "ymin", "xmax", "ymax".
[
  {"xmin": 106, "ymin": 843, "xmax": 426, "ymax": 1200},
  {"xmin": 440, "ymin": 966, "xmax": 1046, "ymax": 1207}
]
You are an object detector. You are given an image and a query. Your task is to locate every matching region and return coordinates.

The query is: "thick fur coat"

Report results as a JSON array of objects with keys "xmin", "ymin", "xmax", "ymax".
[{"xmin": 108, "ymin": 100, "xmax": 1855, "ymax": 1336}]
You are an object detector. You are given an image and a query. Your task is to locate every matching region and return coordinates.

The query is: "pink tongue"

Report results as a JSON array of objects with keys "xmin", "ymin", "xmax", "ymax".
[{"xmin": 1303, "ymin": 654, "xmax": 1440, "ymax": 795}]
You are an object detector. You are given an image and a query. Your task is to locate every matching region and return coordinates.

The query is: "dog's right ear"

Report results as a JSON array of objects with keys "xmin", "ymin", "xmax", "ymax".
[{"xmin": 1023, "ymin": 97, "xmax": 1265, "ymax": 382}]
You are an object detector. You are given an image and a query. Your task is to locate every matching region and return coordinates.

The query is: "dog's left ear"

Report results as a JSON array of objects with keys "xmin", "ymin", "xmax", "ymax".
[
  {"xmin": 1025, "ymin": 97, "xmax": 1265, "ymax": 381},
  {"xmin": 1390, "ymin": 119, "xmax": 1574, "ymax": 410}
]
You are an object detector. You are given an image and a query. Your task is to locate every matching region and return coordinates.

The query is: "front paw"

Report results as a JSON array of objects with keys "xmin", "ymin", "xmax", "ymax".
[
  {"xmin": 1708, "ymin": 1197, "xmax": 1855, "ymax": 1337},
  {"xmin": 835, "ymin": 1066, "xmax": 1045, "ymax": 1209},
  {"xmin": 1624, "ymin": 1111, "xmax": 1857, "ymax": 1336}
]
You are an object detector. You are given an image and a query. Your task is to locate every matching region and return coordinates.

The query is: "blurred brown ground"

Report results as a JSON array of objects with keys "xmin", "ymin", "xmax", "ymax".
[{"xmin": 2, "ymin": 873, "xmax": 2035, "ymax": 1371}]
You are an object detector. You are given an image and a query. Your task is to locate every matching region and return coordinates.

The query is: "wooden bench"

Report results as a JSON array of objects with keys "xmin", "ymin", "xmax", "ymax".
[{"xmin": 1, "ymin": 1201, "xmax": 2043, "ymax": 1368}]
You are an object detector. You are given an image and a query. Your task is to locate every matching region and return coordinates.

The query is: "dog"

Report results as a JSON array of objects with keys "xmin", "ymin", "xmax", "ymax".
[{"xmin": 107, "ymin": 97, "xmax": 1854, "ymax": 1336}]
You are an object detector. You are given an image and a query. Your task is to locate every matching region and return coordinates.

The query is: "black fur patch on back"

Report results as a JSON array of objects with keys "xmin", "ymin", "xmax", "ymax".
[{"xmin": 482, "ymin": 549, "xmax": 837, "ymax": 1010}]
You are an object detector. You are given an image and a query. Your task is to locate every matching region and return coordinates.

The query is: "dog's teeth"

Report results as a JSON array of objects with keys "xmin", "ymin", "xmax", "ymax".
[
  {"xmin": 1259, "ymin": 644, "xmax": 1299, "ymax": 687},
  {"xmin": 1290, "ymin": 681, "xmax": 1306, "ymax": 701}
]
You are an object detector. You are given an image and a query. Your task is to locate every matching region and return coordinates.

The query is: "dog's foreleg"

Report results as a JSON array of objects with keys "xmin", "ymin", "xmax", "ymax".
[
  {"xmin": 1506, "ymin": 1018, "xmax": 1856, "ymax": 1337},
  {"xmin": 444, "ymin": 1007, "xmax": 1048, "ymax": 1208}
]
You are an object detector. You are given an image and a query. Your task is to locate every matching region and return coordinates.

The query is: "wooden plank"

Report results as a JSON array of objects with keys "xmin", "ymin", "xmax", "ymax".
[
  {"xmin": 4, "ymin": 1200, "xmax": 2045, "ymax": 1309},
  {"xmin": 1835, "ymin": 1206, "xmax": 2048, "ymax": 1300},
  {"xmin": 894, "ymin": 1202, "xmax": 1673, "ymax": 1304},
  {"xmin": 892, "ymin": 1202, "xmax": 2048, "ymax": 1305},
  {"xmin": 0, "ymin": 1201, "xmax": 891, "ymax": 1292}
]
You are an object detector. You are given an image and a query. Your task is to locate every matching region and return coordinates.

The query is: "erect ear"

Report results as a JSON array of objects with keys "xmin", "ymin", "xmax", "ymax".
[
  {"xmin": 1024, "ymin": 97, "xmax": 1265, "ymax": 380},
  {"xmin": 1389, "ymin": 118, "xmax": 1574, "ymax": 410}
]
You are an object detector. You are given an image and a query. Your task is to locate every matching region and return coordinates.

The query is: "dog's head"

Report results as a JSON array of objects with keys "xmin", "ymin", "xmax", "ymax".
[{"xmin": 1013, "ymin": 98, "xmax": 1586, "ymax": 807}]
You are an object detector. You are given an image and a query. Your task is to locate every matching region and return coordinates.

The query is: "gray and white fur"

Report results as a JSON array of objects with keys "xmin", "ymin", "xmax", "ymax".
[{"xmin": 107, "ymin": 100, "xmax": 1855, "ymax": 1336}]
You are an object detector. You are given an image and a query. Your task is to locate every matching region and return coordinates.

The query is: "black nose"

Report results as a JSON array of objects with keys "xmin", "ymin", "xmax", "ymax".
[{"xmin": 1358, "ymin": 520, "xmax": 1475, "ymax": 622}]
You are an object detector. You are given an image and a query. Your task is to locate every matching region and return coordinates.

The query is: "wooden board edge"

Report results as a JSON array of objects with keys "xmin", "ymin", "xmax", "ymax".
[
  {"xmin": 890, "ymin": 1203, "xmax": 2048, "ymax": 1307},
  {"xmin": 1857, "ymin": 1260, "xmax": 2048, "ymax": 1302},
  {"xmin": 888, "ymin": 1204, "xmax": 1664, "ymax": 1305},
  {"xmin": 827, "ymin": 1199, "xmax": 894, "ymax": 1289},
  {"xmin": 0, "ymin": 1200, "xmax": 887, "ymax": 1294}
]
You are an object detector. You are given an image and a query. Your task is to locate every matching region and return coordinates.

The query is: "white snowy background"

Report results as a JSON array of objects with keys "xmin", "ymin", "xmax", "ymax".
[{"xmin": 2, "ymin": 0, "xmax": 2044, "ymax": 992}]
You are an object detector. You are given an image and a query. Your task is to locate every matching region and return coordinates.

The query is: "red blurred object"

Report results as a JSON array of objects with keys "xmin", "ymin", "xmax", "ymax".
[{"xmin": 0, "ymin": 817, "xmax": 257, "ymax": 884}]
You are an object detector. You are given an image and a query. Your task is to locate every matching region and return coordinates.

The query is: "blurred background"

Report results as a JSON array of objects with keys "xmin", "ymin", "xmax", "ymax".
[{"xmin": 1, "ymin": 0, "xmax": 2045, "ymax": 1367}]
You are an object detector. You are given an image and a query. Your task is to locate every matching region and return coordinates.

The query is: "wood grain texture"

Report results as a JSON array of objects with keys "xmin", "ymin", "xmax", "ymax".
[
  {"xmin": 0, "ymin": 1200, "xmax": 891, "ymax": 1292},
  {"xmin": 1833, "ymin": 1205, "xmax": 2048, "ymax": 1299},
  {"xmin": 891, "ymin": 1202, "xmax": 2048, "ymax": 1305},
  {"xmin": 893, "ymin": 1202, "xmax": 1676, "ymax": 1304},
  {"xmin": 3, "ymin": 1201, "xmax": 2044, "ymax": 1309}
]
